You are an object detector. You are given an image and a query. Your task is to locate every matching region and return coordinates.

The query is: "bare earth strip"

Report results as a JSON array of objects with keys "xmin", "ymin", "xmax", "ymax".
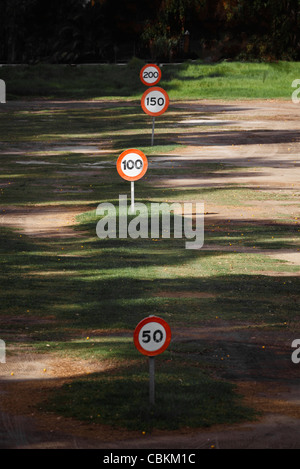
[
  {"xmin": 0, "ymin": 98, "xmax": 300, "ymax": 448},
  {"xmin": 0, "ymin": 205, "xmax": 88, "ymax": 238}
]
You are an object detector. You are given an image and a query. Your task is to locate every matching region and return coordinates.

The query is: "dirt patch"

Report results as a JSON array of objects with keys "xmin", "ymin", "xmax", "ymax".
[
  {"xmin": 0, "ymin": 351, "xmax": 114, "ymax": 382},
  {"xmin": 1, "ymin": 98, "xmax": 300, "ymax": 448},
  {"xmin": 268, "ymin": 252, "xmax": 300, "ymax": 265},
  {"xmin": 1, "ymin": 322, "xmax": 300, "ymax": 449},
  {"xmin": 0, "ymin": 205, "xmax": 89, "ymax": 238},
  {"xmin": 201, "ymin": 243, "xmax": 300, "ymax": 267},
  {"xmin": 0, "ymin": 352, "xmax": 135, "ymax": 449},
  {"xmin": 250, "ymin": 270, "xmax": 300, "ymax": 277}
]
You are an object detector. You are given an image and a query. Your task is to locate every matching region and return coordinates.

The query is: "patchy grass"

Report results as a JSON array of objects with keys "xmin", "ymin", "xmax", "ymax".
[
  {"xmin": 45, "ymin": 361, "xmax": 256, "ymax": 431},
  {"xmin": 1, "ymin": 60, "xmax": 300, "ymax": 100},
  {"xmin": 0, "ymin": 96, "xmax": 299, "ymax": 431}
]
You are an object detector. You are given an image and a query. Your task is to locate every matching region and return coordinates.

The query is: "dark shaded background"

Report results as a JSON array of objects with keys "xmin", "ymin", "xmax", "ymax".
[{"xmin": 0, "ymin": 0, "xmax": 299, "ymax": 64}]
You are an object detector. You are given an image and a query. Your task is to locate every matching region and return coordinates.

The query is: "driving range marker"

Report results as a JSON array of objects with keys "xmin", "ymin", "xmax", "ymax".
[
  {"xmin": 134, "ymin": 316, "xmax": 172, "ymax": 405},
  {"xmin": 141, "ymin": 86, "xmax": 169, "ymax": 146},
  {"xmin": 140, "ymin": 64, "xmax": 162, "ymax": 87},
  {"xmin": 140, "ymin": 64, "xmax": 169, "ymax": 146},
  {"xmin": 116, "ymin": 148, "xmax": 148, "ymax": 214}
]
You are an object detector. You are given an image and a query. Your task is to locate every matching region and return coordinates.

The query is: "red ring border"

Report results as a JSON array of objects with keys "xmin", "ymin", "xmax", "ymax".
[
  {"xmin": 133, "ymin": 316, "xmax": 172, "ymax": 357},
  {"xmin": 141, "ymin": 87, "xmax": 169, "ymax": 117},
  {"xmin": 140, "ymin": 64, "xmax": 161, "ymax": 86},
  {"xmin": 116, "ymin": 149, "xmax": 148, "ymax": 182}
]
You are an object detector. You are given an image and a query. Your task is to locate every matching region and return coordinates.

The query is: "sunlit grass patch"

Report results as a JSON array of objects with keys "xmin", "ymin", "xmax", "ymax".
[{"xmin": 2, "ymin": 61, "xmax": 300, "ymax": 100}]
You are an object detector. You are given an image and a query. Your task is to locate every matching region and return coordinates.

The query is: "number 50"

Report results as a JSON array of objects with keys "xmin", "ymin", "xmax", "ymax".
[{"xmin": 142, "ymin": 329, "xmax": 164, "ymax": 343}]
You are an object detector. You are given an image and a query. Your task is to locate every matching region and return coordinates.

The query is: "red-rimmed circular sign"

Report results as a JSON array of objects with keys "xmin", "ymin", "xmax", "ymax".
[
  {"xmin": 141, "ymin": 87, "xmax": 169, "ymax": 117},
  {"xmin": 116, "ymin": 149, "xmax": 148, "ymax": 182},
  {"xmin": 134, "ymin": 316, "xmax": 171, "ymax": 357},
  {"xmin": 140, "ymin": 64, "xmax": 161, "ymax": 86}
]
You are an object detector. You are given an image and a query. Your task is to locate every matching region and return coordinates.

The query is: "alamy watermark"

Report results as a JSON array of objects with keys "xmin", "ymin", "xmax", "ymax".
[
  {"xmin": 96, "ymin": 195, "xmax": 204, "ymax": 250},
  {"xmin": 0, "ymin": 79, "xmax": 6, "ymax": 103},
  {"xmin": 291, "ymin": 339, "xmax": 300, "ymax": 364},
  {"xmin": 291, "ymin": 79, "xmax": 300, "ymax": 103},
  {"xmin": 0, "ymin": 339, "xmax": 5, "ymax": 363}
]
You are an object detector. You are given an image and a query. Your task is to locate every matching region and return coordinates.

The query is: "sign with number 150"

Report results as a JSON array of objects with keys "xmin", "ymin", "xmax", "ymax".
[{"xmin": 141, "ymin": 87, "xmax": 169, "ymax": 117}]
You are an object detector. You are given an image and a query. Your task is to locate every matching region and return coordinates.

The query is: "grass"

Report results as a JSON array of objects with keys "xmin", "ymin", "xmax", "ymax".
[
  {"xmin": 44, "ymin": 363, "xmax": 255, "ymax": 431},
  {"xmin": 1, "ymin": 60, "xmax": 300, "ymax": 100},
  {"xmin": 0, "ymin": 79, "xmax": 299, "ymax": 431}
]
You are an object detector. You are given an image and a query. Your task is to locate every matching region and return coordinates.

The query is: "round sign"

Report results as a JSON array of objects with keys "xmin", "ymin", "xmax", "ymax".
[
  {"xmin": 140, "ymin": 64, "xmax": 161, "ymax": 86},
  {"xmin": 134, "ymin": 316, "xmax": 171, "ymax": 357},
  {"xmin": 116, "ymin": 149, "xmax": 148, "ymax": 182},
  {"xmin": 141, "ymin": 87, "xmax": 169, "ymax": 117}
]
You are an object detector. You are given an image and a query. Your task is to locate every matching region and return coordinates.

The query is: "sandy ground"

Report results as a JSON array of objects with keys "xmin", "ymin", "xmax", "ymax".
[
  {"xmin": 0, "ymin": 324, "xmax": 300, "ymax": 449},
  {"xmin": 0, "ymin": 98, "xmax": 299, "ymax": 449}
]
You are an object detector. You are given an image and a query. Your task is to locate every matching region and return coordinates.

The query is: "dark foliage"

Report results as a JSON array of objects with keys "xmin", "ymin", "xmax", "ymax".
[{"xmin": 0, "ymin": 0, "xmax": 299, "ymax": 63}]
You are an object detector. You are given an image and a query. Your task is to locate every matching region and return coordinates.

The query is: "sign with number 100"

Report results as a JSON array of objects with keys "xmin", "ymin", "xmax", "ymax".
[
  {"xmin": 116, "ymin": 149, "xmax": 148, "ymax": 182},
  {"xmin": 134, "ymin": 316, "xmax": 172, "ymax": 356}
]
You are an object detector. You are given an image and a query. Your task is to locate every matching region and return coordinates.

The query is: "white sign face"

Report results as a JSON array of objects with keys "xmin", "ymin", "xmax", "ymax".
[
  {"xmin": 140, "ymin": 65, "xmax": 161, "ymax": 86},
  {"xmin": 117, "ymin": 149, "xmax": 148, "ymax": 182},
  {"xmin": 141, "ymin": 87, "xmax": 169, "ymax": 117},
  {"xmin": 134, "ymin": 316, "xmax": 171, "ymax": 356},
  {"xmin": 142, "ymin": 88, "xmax": 169, "ymax": 116},
  {"xmin": 138, "ymin": 321, "xmax": 167, "ymax": 354},
  {"xmin": 121, "ymin": 153, "xmax": 144, "ymax": 179}
]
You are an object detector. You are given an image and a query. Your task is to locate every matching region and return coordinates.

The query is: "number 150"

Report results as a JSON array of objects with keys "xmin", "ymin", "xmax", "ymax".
[{"xmin": 146, "ymin": 96, "xmax": 165, "ymax": 107}]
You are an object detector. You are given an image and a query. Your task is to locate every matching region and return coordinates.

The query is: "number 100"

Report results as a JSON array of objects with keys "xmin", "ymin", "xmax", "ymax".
[{"xmin": 122, "ymin": 159, "xmax": 143, "ymax": 170}]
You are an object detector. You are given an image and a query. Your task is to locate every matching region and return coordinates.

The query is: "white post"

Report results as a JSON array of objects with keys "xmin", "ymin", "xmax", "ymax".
[{"xmin": 130, "ymin": 181, "xmax": 135, "ymax": 213}]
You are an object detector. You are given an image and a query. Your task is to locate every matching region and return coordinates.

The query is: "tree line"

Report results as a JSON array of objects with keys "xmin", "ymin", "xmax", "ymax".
[{"xmin": 0, "ymin": 0, "xmax": 299, "ymax": 64}]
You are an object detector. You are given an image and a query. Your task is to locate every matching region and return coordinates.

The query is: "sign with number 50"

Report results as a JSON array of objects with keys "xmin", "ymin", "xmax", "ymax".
[{"xmin": 134, "ymin": 316, "xmax": 171, "ymax": 356}]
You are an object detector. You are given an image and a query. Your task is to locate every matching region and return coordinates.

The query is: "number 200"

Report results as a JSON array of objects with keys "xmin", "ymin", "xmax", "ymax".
[{"xmin": 143, "ymin": 71, "xmax": 159, "ymax": 79}]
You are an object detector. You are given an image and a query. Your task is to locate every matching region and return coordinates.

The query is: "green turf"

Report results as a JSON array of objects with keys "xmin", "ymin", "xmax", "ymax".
[
  {"xmin": 44, "ymin": 362, "xmax": 256, "ymax": 431},
  {"xmin": 0, "ymin": 92, "xmax": 299, "ymax": 431},
  {"xmin": 1, "ymin": 60, "xmax": 300, "ymax": 100}
]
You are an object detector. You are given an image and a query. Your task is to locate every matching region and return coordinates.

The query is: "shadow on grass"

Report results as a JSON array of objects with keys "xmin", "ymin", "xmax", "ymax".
[
  {"xmin": 43, "ymin": 359, "xmax": 257, "ymax": 431},
  {"xmin": 0, "ymin": 216, "xmax": 299, "ymax": 339}
]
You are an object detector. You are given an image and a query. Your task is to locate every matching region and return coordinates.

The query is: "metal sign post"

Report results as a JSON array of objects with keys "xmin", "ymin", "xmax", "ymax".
[
  {"xmin": 134, "ymin": 316, "xmax": 172, "ymax": 406},
  {"xmin": 151, "ymin": 117, "xmax": 155, "ymax": 146},
  {"xmin": 149, "ymin": 356, "xmax": 155, "ymax": 405},
  {"xmin": 130, "ymin": 181, "xmax": 135, "ymax": 213},
  {"xmin": 141, "ymin": 87, "xmax": 169, "ymax": 146}
]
